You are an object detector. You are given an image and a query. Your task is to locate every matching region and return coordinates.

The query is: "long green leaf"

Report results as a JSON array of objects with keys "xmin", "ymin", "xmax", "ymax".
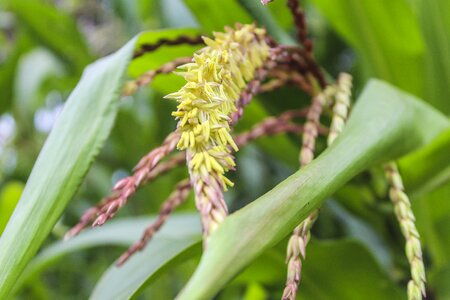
[
  {"xmin": 14, "ymin": 214, "xmax": 200, "ymax": 295},
  {"xmin": 176, "ymin": 80, "xmax": 449, "ymax": 299},
  {"xmin": 90, "ymin": 215, "xmax": 201, "ymax": 300},
  {"xmin": 419, "ymin": 0, "xmax": 450, "ymax": 114},
  {"xmin": 0, "ymin": 37, "xmax": 137, "ymax": 299}
]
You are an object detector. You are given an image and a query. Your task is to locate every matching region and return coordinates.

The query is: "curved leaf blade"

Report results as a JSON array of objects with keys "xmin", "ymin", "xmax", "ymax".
[
  {"xmin": 90, "ymin": 229, "xmax": 201, "ymax": 300},
  {"xmin": 176, "ymin": 80, "xmax": 449, "ymax": 299},
  {"xmin": 15, "ymin": 214, "xmax": 200, "ymax": 296},
  {"xmin": 0, "ymin": 37, "xmax": 138, "ymax": 299}
]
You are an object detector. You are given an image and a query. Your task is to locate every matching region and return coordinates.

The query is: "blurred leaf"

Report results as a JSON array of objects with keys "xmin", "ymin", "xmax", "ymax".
[
  {"xmin": 299, "ymin": 240, "xmax": 403, "ymax": 300},
  {"xmin": 233, "ymin": 239, "xmax": 403, "ymax": 300},
  {"xmin": 243, "ymin": 283, "xmax": 267, "ymax": 300},
  {"xmin": 432, "ymin": 262, "xmax": 450, "ymax": 299},
  {"xmin": 160, "ymin": 0, "xmax": 198, "ymax": 28},
  {"xmin": 110, "ymin": 0, "xmax": 142, "ymax": 34},
  {"xmin": 176, "ymin": 80, "xmax": 449, "ymax": 299},
  {"xmin": 419, "ymin": 0, "xmax": 450, "ymax": 114},
  {"xmin": 310, "ymin": 0, "xmax": 425, "ymax": 97},
  {"xmin": 399, "ymin": 127, "xmax": 450, "ymax": 197},
  {"xmin": 183, "ymin": 0, "xmax": 253, "ymax": 31},
  {"xmin": 8, "ymin": 0, "xmax": 92, "ymax": 73},
  {"xmin": 0, "ymin": 181, "xmax": 23, "ymax": 235},
  {"xmin": 16, "ymin": 214, "xmax": 200, "ymax": 294},
  {"xmin": 0, "ymin": 32, "xmax": 33, "ymax": 113},
  {"xmin": 14, "ymin": 48, "xmax": 65, "ymax": 121},
  {"xmin": 327, "ymin": 201, "xmax": 392, "ymax": 269},
  {"xmin": 232, "ymin": 250, "xmax": 285, "ymax": 285},
  {"xmin": 90, "ymin": 215, "xmax": 201, "ymax": 300},
  {"xmin": 0, "ymin": 36, "xmax": 138, "ymax": 299},
  {"xmin": 414, "ymin": 182, "xmax": 450, "ymax": 269}
]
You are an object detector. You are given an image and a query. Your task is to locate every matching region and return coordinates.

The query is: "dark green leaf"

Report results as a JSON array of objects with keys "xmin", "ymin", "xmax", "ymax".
[
  {"xmin": 8, "ymin": 0, "xmax": 92, "ymax": 73},
  {"xmin": 418, "ymin": 0, "xmax": 450, "ymax": 114}
]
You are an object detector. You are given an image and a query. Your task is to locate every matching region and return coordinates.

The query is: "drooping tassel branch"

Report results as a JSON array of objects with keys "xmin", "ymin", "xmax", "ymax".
[
  {"xmin": 283, "ymin": 73, "xmax": 352, "ymax": 300},
  {"xmin": 287, "ymin": 0, "xmax": 313, "ymax": 54},
  {"xmin": 328, "ymin": 73, "xmax": 352, "ymax": 145},
  {"xmin": 133, "ymin": 35, "xmax": 204, "ymax": 59},
  {"xmin": 123, "ymin": 57, "xmax": 193, "ymax": 96},
  {"xmin": 115, "ymin": 109, "xmax": 322, "ymax": 264},
  {"xmin": 65, "ymin": 132, "xmax": 180, "ymax": 239},
  {"xmin": 384, "ymin": 162, "xmax": 426, "ymax": 300},
  {"xmin": 283, "ymin": 90, "xmax": 327, "ymax": 300},
  {"xmin": 117, "ymin": 179, "xmax": 192, "ymax": 266}
]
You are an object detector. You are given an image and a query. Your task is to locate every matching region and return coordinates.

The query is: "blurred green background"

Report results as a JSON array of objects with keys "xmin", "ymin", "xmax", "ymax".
[{"xmin": 0, "ymin": 0, "xmax": 449, "ymax": 299}]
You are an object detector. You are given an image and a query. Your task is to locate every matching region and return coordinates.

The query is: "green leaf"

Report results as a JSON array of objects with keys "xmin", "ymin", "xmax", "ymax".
[
  {"xmin": 0, "ymin": 182, "xmax": 23, "ymax": 235},
  {"xmin": 310, "ymin": 0, "xmax": 425, "ymax": 97},
  {"xmin": 90, "ymin": 215, "xmax": 201, "ymax": 300},
  {"xmin": 13, "ymin": 48, "xmax": 65, "ymax": 122},
  {"xmin": 176, "ymin": 80, "xmax": 449, "ymax": 299},
  {"xmin": 299, "ymin": 240, "xmax": 403, "ymax": 300},
  {"xmin": 414, "ymin": 182, "xmax": 450, "ymax": 268},
  {"xmin": 15, "ymin": 214, "xmax": 200, "ymax": 295},
  {"xmin": 0, "ymin": 36, "xmax": 138, "ymax": 299},
  {"xmin": 183, "ymin": 0, "xmax": 253, "ymax": 32},
  {"xmin": 8, "ymin": 0, "xmax": 92, "ymax": 73},
  {"xmin": 432, "ymin": 262, "xmax": 450, "ymax": 299},
  {"xmin": 235, "ymin": 240, "xmax": 403, "ymax": 299},
  {"xmin": 0, "ymin": 32, "xmax": 33, "ymax": 113},
  {"xmin": 399, "ymin": 127, "xmax": 450, "ymax": 197},
  {"xmin": 418, "ymin": 0, "xmax": 450, "ymax": 114}
]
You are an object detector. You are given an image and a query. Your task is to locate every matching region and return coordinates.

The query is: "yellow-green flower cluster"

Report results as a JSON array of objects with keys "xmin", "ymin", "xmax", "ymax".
[{"xmin": 166, "ymin": 24, "xmax": 270, "ymax": 237}]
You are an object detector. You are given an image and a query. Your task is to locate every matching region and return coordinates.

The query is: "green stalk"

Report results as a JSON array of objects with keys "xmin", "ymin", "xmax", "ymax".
[{"xmin": 176, "ymin": 80, "xmax": 449, "ymax": 299}]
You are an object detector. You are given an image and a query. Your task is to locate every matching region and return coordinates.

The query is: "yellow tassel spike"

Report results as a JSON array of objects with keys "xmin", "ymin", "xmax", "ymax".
[{"xmin": 168, "ymin": 24, "xmax": 270, "ymax": 238}]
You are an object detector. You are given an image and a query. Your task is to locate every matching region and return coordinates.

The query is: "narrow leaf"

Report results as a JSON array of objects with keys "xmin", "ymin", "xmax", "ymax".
[
  {"xmin": 176, "ymin": 80, "xmax": 449, "ymax": 299},
  {"xmin": 0, "ymin": 37, "xmax": 138, "ymax": 299},
  {"xmin": 15, "ymin": 214, "xmax": 200, "ymax": 296}
]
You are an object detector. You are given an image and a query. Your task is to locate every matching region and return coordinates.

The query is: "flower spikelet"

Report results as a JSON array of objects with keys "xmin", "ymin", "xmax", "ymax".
[
  {"xmin": 165, "ymin": 24, "xmax": 270, "ymax": 239},
  {"xmin": 385, "ymin": 162, "xmax": 426, "ymax": 300}
]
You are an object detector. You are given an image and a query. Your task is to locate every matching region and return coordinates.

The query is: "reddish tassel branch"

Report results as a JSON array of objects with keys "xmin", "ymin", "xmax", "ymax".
[{"xmin": 65, "ymin": 2, "xmax": 425, "ymax": 299}]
